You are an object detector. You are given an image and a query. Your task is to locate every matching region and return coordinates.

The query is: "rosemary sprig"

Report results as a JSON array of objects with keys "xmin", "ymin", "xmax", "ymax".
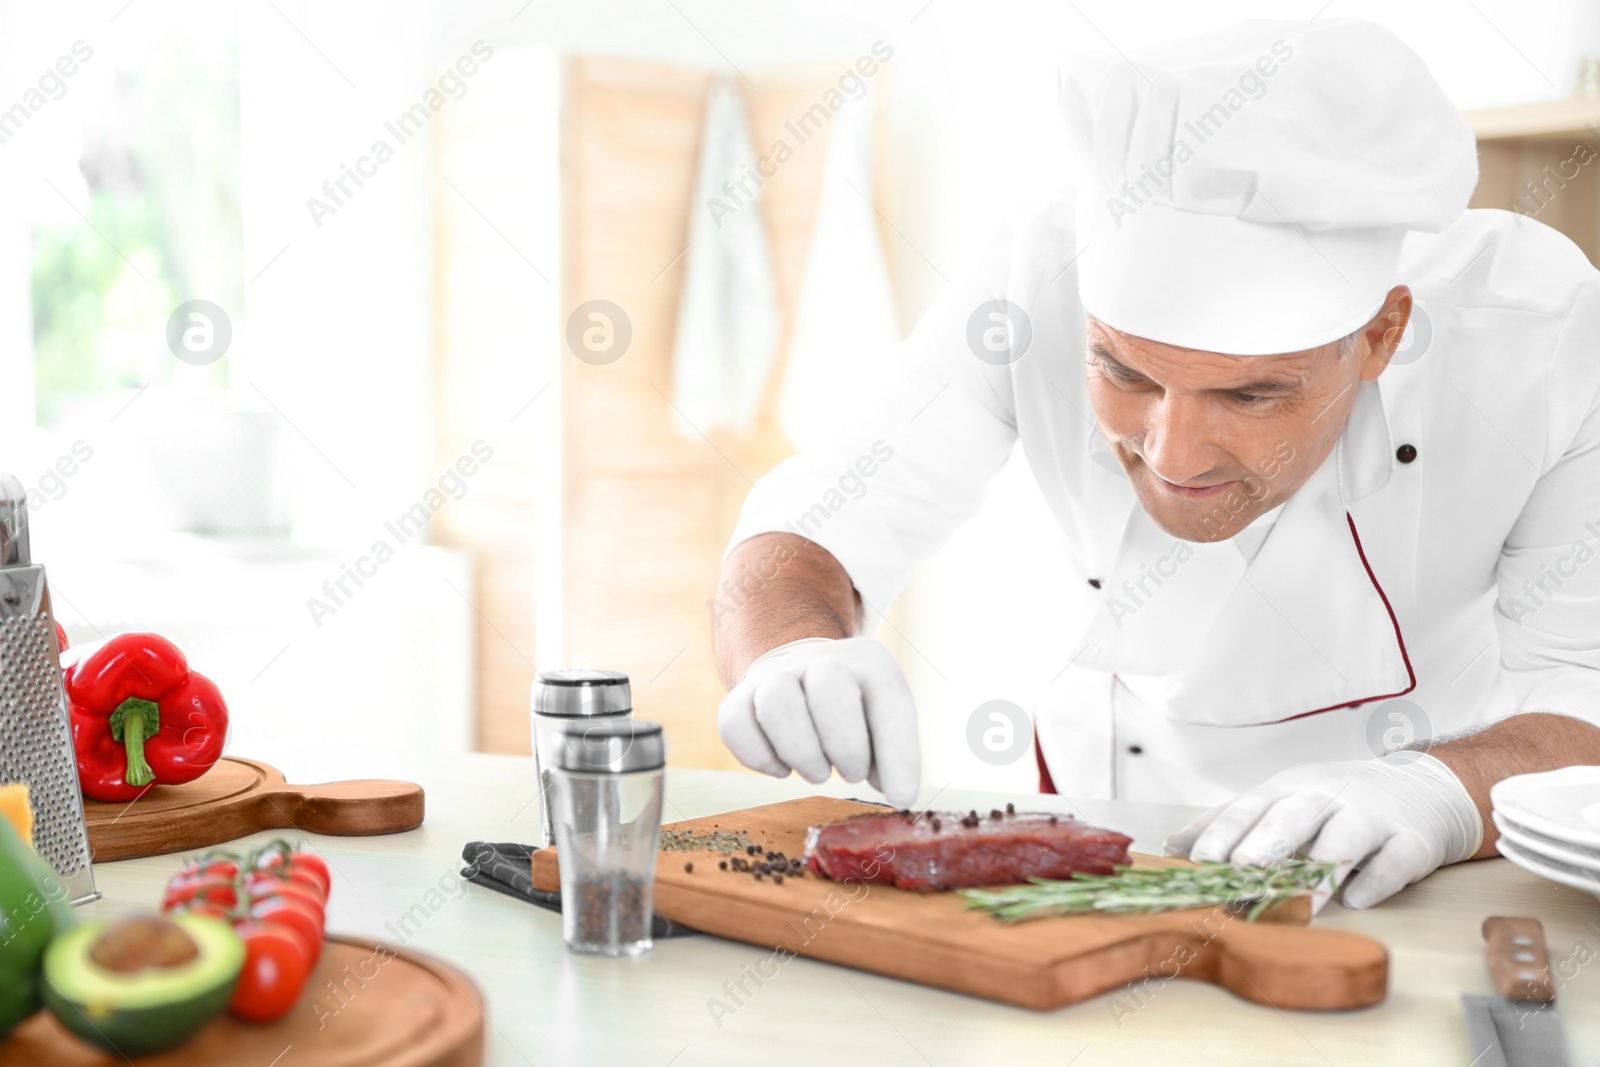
[{"xmin": 959, "ymin": 856, "xmax": 1339, "ymax": 923}]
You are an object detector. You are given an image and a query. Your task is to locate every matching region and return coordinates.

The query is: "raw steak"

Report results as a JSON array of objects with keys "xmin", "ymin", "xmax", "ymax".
[{"xmin": 804, "ymin": 809, "xmax": 1132, "ymax": 891}]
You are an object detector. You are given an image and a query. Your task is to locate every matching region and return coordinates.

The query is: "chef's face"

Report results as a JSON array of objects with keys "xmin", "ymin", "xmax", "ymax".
[{"xmin": 1085, "ymin": 286, "xmax": 1409, "ymax": 543}]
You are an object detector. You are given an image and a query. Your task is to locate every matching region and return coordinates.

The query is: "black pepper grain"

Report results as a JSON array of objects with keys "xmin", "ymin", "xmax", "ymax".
[
  {"xmin": 684, "ymin": 862, "xmax": 694, "ymax": 873},
  {"xmin": 1005, "ymin": 802, "xmax": 1015, "ymax": 815},
  {"xmin": 990, "ymin": 809, "xmax": 1003, "ymax": 821},
  {"xmin": 719, "ymin": 860, "xmax": 728, "ymax": 870},
  {"xmin": 571, "ymin": 873, "xmax": 649, "ymax": 947},
  {"xmin": 774, "ymin": 874, "xmax": 784, "ymax": 885},
  {"xmin": 931, "ymin": 818, "xmax": 941, "ymax": 832}
]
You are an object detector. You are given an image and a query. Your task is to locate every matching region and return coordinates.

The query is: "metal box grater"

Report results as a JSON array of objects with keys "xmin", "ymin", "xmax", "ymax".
[{"xmin": 0, "ymin": 474, "xmax": 98, "ymax": 905}]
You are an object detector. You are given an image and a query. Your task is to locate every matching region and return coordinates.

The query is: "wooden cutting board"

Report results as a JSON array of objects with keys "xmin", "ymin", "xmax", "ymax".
[
  {"xmin": 0, "ymin": 936, "xmax": 483, "ymax": 1066},
  {"xmin": 531, "ymin": 796, "xmax": 1388, "ymax": 1012},
  {"xmin": 84, "ymin": 758, "xmax": 425, "ymax": 862}
]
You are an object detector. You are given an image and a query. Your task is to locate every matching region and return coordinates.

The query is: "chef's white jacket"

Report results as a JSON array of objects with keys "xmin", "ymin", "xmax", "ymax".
[{"xmin": 727, "ymin": 200, "xmax": 1600, "ymax": 805}]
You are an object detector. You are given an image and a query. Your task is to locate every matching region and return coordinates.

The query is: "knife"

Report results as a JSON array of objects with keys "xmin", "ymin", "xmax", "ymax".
[{"xmin": 1461, "ymin": 916, "xmax": 1569, "ymax": 1067}]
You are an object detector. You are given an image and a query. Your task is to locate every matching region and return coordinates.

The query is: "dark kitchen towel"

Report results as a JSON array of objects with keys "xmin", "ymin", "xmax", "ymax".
[{"xmin": 460, "ymin": 841, "xmax": 698, "ymax": 939}]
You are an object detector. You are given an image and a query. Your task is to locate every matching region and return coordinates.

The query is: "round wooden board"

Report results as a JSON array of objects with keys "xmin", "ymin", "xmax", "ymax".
[
  {"xmin": 0, "ymin": 937, "xmax": 485, "ymax": 1066},
  {"xmin": 84, "ymin": 758, "xmax": 425, "ymax": 862}
]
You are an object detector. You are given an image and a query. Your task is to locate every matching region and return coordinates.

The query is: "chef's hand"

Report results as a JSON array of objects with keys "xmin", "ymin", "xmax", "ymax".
[
  {"xmin": 1163, "ymin": 753, "xmax": 1482, "ymax": 909},
  {"xmin": 717, "ymin": 636, "xmax": 921, "ymax": 808}
]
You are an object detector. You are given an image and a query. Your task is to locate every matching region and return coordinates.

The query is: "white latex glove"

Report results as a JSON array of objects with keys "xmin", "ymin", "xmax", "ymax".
[
  {"xmin": 717, "ymin": 636, "xmax": 921, "ymax": 808},
  {"xmin": 1164, "ymin": 752, "xmax": 1483, "ymax": 909}
]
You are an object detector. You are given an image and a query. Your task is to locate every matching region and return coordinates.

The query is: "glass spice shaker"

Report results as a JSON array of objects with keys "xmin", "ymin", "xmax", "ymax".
[
  {"xmin": 531, "ymin": 670, "xmax": 632, "ymax": 848},
  {"xmin": 549, "ymin": 719, "xmax": 666, "ymax": 957}
]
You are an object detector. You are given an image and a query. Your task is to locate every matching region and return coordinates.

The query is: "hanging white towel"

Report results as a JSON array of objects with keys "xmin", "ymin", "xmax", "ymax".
[
  {"xmin": 778, "ymin": 79, "xmax": 900, "ymax": 455},
  {"xmin": 670, "ymin": 78, "xmax": 781, "ymax": 437}
]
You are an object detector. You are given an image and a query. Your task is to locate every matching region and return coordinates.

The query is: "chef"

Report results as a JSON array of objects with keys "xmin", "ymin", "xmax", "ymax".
[{"xmin": 711, "ymin": 18, "xmax": 1600, "ymax": 908}]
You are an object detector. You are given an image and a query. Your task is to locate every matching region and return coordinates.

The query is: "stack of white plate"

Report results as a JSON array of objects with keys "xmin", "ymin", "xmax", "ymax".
[{"xmin": 1491, "ymin": 766, "xmax": 1600, "ymax": 902}]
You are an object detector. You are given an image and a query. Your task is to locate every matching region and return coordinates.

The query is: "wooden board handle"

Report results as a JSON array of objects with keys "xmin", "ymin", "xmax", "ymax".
[
  {"xmin": 1125, "ymin": 910, "xmax": 1389, "ymax": 1011},
  {"xmin": 257, "ymin": 779, "xmax": 425, "ymax": 836}
]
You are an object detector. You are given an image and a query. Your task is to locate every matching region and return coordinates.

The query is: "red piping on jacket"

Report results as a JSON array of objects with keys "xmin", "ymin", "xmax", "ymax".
[
  {"xmin": 1036, "ymin": 734, "xmax": 1057, "ymax": 794},
  {"xmin": 1266, "ymin": 512, "xmax": 1417, "ymax": 723},
  {"xmin": 1035, "ymin": 510, "xmax": 1416, "ymax": 792}
]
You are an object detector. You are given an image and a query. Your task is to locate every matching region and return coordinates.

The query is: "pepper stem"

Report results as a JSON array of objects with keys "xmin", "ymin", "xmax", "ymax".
[{"xmin": 110, "ymin": 698, "xmax": 161, "ymax": 788}]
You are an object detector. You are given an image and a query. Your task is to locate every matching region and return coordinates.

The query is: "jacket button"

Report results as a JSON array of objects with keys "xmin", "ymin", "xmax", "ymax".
[
  {"xmin": 1088, "ymin": 578, "xmax": 1102, "ymax": 589},
  {"xmin": 1396, "ymin": 444, "xmax": 1417, "ymax": 463},
  {"xmin": 1127, "ymin": 744, "xmax": 1143, "ymax": 755}
]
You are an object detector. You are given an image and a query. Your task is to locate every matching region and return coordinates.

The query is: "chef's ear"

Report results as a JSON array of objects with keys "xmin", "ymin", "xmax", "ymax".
[{"xmin": 1357, "ymin": 285, "xmax": 1412, "ymax": 382}]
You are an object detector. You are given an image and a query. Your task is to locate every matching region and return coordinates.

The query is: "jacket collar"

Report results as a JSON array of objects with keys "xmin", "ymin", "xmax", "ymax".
[{"xmin": 1337, "ymin": 378, "xmax": 1395, "ymax": 504}]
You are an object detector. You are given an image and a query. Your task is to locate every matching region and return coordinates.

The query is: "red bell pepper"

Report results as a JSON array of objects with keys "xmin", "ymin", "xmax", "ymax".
[{"xmin": 64, "ymin": 633, "xmax": 229, "ymax": 802}]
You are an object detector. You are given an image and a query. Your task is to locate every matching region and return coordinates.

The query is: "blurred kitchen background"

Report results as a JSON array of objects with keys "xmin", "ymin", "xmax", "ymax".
[{"xmin": 2, "ymin": 0, "xmax": 1598, "ymax": 792}]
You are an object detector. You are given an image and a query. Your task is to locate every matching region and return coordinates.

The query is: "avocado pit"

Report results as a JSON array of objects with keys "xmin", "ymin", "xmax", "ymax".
[{"xmin": 89, "ymin": 917, "xmax": 200, "ymax": 974}]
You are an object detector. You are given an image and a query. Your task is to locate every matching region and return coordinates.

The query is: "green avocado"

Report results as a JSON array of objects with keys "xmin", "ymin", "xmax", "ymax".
[
  {"xmin": 43, "ymin": 912, "xmax": 244, "ymax": 1056},
  {"xmin": 0, "ymin": 817, "xmax": 73, "ymax": 1039}
]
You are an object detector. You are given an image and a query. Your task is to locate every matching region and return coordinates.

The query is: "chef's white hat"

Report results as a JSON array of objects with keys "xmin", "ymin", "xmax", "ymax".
[{"xmin": 1061, "ymin": 19, "xmax": 1477, "ymax": 355}]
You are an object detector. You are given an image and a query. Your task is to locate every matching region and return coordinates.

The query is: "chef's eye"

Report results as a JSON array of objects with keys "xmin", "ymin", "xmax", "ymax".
[{"xmin": 1099, "ymin": 361, "xmax": 1144, "ymax": 384}]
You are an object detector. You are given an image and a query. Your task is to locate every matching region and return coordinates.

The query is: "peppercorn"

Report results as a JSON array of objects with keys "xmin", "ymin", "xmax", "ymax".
[
  {"xmin": 774, "ymin": 874, "xmax": 784, "ymax": 885},
  {"xmin": 684, "ymin": 862, "xmax": 694, "ymax": 873},
  {"xmin": 719, "ymin": 860, "xmax": 728, "ymax": 870},
  {"xmin": 990, "ymin": 809, "xmax": 1003, "ymax": 821},
  {"xmin": 931, "ymin": 819, "xmax": 941, "ymax": 833},
  {"xmin": 747, "ymin": 845, "xmax": 760, "ymax": 855},
  {"xmin": 754, "ymin": 872, "xmax": 764, "ymax": 881},
  {"xmin": 1005, "ymin": 802, "xmax": 1015, "ymax": 815}
]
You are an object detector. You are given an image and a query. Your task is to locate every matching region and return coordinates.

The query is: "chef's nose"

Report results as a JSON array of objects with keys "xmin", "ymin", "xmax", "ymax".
[{"xmin": 1141, "ymin": 395, "xmax": 1219, "ymax": 485}]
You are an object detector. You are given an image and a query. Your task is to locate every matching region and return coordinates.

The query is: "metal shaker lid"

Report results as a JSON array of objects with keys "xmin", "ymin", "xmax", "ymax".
[
  {"xmin": 532, "ymin": 669, "xmax": 632, "ymax": 718},
  {"xmin": 554, "ymin": 719, "xmax": 665, "ymax": 774},
  {"xmin": 0, "ymin": 474, "xmax": 31, "ymax": 567}
]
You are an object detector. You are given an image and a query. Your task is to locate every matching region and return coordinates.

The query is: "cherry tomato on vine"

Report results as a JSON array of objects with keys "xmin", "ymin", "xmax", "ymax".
[
  {"xmin": 173, "ymin": 857, "xmax": 241, "ymax": 885},
  {"xmin": 248, "ymin": 894, "xmax": 325, "ymax": 965},
  {"xmin": 162, "ymin": 876, "xmax": 239, "ymax": 912},
  {"xmin": 244, "ymin": 873, "xmax": 326, "ymax": 915},
  {"xmin": 228, "ymin": 923, "xmax": 313, "ymax": 1024},
  {"xmin": 254, "ymin": 851, "xmax": 331, "ymax": 900}
]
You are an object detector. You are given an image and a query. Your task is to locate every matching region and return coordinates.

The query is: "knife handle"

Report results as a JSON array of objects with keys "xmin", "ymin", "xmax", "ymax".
[{"xmin": 1483, "ymin": 916, "xmax": 1555, "ymax": 1003}]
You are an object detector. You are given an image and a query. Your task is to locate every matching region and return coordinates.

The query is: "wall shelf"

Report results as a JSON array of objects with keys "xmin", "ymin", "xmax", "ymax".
[{"xmin": 1466, "ymin": 97, "xmax": 1600, "ymax": 265}]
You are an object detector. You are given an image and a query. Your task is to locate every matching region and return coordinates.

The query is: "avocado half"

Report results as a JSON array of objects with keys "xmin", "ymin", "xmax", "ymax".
[
  {"xmin": 0, "ymin": 817, "xmax": 73, "ymax": 1039},
  {"xmin": 43, "ymin": 913, "xmax": 244, "ymax": 1056}
]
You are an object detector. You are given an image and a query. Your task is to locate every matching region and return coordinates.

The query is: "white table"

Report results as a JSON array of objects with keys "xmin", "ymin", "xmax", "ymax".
[{"xmin": 83, "ymin": 754, "xmax": 1600, "ymax": 1066}]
